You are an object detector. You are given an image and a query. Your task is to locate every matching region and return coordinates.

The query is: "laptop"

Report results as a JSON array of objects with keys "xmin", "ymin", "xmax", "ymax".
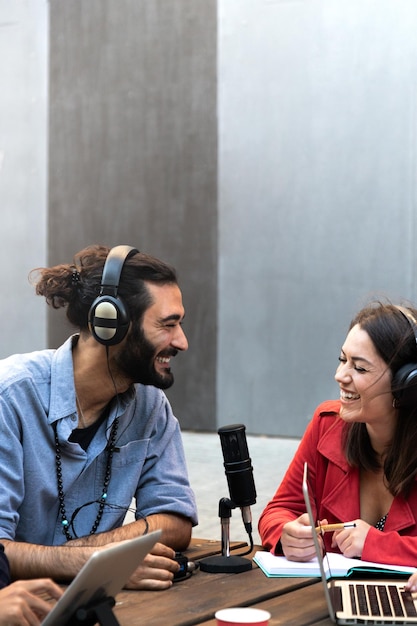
[
  {"xmin": 42, "ymin": 529, "xmax": 161, "ymax": 625},
  {"xmin": 302, "ymin": 462, "xmax": 417, "ymax": 624}
]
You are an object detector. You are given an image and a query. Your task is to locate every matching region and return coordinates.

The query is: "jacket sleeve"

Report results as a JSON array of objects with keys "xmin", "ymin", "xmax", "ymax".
[
  {"xmin": 258, "ymin": 402, "xmax": 337, "ymax": 553},
  {"xmin": 363, "ymin": 527, "xmax": 417, "ymax": 566}
]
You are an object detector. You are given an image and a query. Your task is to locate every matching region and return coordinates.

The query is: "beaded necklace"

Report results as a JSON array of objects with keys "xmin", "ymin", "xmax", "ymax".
[{"xmin": 54, "ymin": 417, "xmax": 119, "ymax": 541}]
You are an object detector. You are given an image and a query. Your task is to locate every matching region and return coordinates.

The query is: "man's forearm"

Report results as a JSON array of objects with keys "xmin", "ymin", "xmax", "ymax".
[
  {"xmin": 1, "ymin": 514, "xmax": 192, "ymax": 581},
  {"xmin": 66, "ymin": 514, "xmax": 192, "ymax": 551},
  {"xmin": 1, "ymin": 538, "xmax": 94, "ymax": 582}
]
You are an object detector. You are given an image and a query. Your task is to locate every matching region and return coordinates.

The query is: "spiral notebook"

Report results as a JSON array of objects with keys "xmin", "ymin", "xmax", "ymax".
[{"xmin": 302, "ymin": 462, "xmax": 417, "ymax": 624}]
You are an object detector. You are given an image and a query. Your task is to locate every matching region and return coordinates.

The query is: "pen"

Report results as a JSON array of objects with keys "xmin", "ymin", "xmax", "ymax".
[{"xmin": 315, "ymin": 522, "xmax": 356, "ymax": 533}]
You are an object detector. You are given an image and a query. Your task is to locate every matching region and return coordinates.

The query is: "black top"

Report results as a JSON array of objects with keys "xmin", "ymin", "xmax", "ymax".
[
  {"xmin": 0, "ymin": 544, "xmax": 10, "ymax": 589},
  {"xmin": 69, "ymin": 405, "xmax": 110, "ymax": 451}
]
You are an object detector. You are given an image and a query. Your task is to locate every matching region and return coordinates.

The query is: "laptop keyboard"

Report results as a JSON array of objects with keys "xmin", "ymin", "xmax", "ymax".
[{"xmin": 348, "ymin": 584, "xmax": 417, "ymax": 618}]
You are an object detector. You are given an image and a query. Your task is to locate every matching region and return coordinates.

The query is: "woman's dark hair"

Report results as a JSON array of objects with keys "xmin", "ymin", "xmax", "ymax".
[
  {"xmin": 30, "ymin": 244, "xmax": 178, "ymax": 331},
  {"xmin": 343, "ymin": 301, "xmax": 417, "ymax": 497}
]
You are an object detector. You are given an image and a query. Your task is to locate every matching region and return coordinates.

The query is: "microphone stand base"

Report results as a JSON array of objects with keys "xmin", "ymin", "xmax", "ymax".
[{"xmin": 199, "ymin": 555, "xmax": 252, "ymax": 574}]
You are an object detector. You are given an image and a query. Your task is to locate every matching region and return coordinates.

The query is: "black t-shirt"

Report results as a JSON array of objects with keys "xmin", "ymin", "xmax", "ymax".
[{"xmin": 69, "ymin": 406, "xmax": 110, "ymax": 451}]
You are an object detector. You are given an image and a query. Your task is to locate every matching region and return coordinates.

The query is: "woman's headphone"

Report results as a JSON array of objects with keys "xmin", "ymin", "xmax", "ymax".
[{"xmin": 391, "ymin": 306, "xmax": 417, "ymax": 407}]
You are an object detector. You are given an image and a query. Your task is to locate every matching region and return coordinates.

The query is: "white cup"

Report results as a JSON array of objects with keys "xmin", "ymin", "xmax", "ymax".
[{"xmin": 215, "ymin": 607, "xmax": 271, "ymax": 626}]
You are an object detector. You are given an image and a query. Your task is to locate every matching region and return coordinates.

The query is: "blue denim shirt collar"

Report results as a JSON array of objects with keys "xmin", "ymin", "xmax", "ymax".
[{"xmin": 48, "ymin": 335, "xmax": 78, "ymax": 429}]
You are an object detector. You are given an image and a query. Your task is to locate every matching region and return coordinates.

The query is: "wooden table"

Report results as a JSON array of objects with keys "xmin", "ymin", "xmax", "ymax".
[{"xmin": 111, "ymin": 539, "xmax": 333, "ymax": 626}]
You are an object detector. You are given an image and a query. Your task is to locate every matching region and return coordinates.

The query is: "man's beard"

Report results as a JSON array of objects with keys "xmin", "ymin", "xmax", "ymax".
[{"xmin": 114, "ymin": 323, "xmax": 176, "ymax": 389}]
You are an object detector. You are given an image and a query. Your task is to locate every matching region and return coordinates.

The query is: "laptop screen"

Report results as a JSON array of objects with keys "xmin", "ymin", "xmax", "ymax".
[{"xmin": 302, "ymin": 461, "xmax": 337, "ymax": 621}]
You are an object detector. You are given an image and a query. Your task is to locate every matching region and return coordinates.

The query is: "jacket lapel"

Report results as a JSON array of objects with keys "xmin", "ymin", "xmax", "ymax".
[{"xmin": 317, "ymin": 416, "xmax": 417, "ymax": 532}]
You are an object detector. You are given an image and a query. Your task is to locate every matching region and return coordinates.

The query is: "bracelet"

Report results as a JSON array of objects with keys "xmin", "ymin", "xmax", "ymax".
[{"xmin": 142, "ymin": 516, "xmax": 149, "ymax": 535}]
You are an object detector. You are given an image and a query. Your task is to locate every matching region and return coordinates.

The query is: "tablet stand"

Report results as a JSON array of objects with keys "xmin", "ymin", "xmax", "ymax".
[
  {"xmin": 72, "ymin": 595, "xmax": 119, "ymax": 625},
  {"xmin": 199, "ymin": 497, "xmax": 252, "ymax": 574}
]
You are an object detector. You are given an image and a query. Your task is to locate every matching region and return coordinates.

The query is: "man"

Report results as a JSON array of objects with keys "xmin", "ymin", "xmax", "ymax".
[{"xmin": 0, "ymin": 244, "xmax": 198, "ymax": 589}]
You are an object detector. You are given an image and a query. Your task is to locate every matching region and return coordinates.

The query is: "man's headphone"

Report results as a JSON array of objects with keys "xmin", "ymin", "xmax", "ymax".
[
  {"xmin": 391, "ymin": 306, "xmax": 417, "ymax": 407},
  {"xmin": 88, "ymin": 245, "xmax": 139, "ymax": 346}
]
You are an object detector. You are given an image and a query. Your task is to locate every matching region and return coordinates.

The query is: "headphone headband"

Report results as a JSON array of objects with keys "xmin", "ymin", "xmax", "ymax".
[
  {"xmin": 392, "ymin": 305, "xmax": 417, "ymax": 408},
  {"xmin": 88, "ymin": 245, "xmax": 139, "ymax": 346},
  {"xmin": 395, "ymin": 306, "xmax": 417, "ymax": 345},
  {"xmin": 99, "ymin": 245, "xmax": 138, "ymax": 297}
]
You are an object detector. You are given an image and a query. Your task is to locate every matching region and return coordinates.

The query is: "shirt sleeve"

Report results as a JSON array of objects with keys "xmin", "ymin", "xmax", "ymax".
[
  {"xmin": 0, "ymin": 393, "xmax": 25, "ymax": 541},
  {"xmin": 132, "ymin": 391, "xmax": 198, "ymax": 526}
]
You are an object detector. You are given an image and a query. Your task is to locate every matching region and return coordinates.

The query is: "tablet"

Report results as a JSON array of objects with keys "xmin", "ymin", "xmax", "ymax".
[{"xmin": 42, "ymin": 529, "xmax": 162, "ymax": 625}]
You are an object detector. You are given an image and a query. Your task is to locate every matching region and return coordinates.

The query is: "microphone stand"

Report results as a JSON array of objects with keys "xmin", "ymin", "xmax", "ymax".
[{"xmin": 199, "ymin": 497, "xmax": 252, "ymax": 573}]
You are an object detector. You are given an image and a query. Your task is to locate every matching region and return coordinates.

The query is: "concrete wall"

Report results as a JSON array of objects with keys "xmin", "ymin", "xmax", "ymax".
[
  {"xmin": 48, "ymin": 0, "xmax": 217, "ymax": 431},
  {"xmin": 0, "ymin": 0, "xmax": 48, "ymax": 355},
  {"xmin": 217, "ymin": 0, "xmax": 417, "ymax": 435},
  {"xmin": 2, "ymin": 1, "xmax": 417, "ymax": 436}
]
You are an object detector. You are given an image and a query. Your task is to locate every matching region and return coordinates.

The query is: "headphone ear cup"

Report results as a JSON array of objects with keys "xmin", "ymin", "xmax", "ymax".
[
  {"xmin": 88, "ymin": 295, "xmax": 130, "ymax": 346},
  {"xmin": 392, "ymin": 363, "xmax": 417, "ymax": 407}
]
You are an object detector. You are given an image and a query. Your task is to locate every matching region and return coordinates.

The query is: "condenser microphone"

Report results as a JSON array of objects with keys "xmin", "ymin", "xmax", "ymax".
[
  {"xmin": 218, "ymin": 424, "xmax": 257, "ymax": 533},
  {"xmin": 199, "ymin": 423, "xmax": 257, "ymax": 573}
]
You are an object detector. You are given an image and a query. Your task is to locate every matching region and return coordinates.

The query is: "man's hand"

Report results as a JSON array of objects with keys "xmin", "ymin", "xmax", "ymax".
[
  {"xmin": 124, "ymin": 542, "xmax": 180, "ymax": 590},
  {"xmin": 281, "ymin": 513, "xmax": 325, "ymax": 562}
]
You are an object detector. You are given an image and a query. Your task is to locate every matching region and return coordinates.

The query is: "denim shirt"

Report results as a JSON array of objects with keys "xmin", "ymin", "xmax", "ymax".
[{"xmin": 0, "ymin": 336, "xmax": 198, "ymax": 545}]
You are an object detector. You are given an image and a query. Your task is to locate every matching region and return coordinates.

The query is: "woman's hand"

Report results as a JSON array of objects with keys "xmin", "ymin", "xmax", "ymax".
[
  {"xmin": 0, "ymin": 578, "xmax": 63, "ymax": 626},
  {"xmin": 124, "ymin": 542, "xmax": 180, "ymax": 590},
  {"xmin": 331, "ymin": 519, "xmax": 370, "ymax": 558},
  {"xmin": 406, "ymin": 571, "xmax": 417, "ymax": 592},
  {"xmin": 281, "ymin": 513, "xmax": 325, "ymax": 562}
]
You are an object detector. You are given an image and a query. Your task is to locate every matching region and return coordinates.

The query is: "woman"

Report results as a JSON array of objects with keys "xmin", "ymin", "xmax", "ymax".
[{"xmin": 258, "ymin": 301, "xmax": 417, "ymax": 569}]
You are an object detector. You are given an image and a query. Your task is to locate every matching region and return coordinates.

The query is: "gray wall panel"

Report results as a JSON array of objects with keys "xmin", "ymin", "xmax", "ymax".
[
  {"xmin": 5, "ymin": 1, "xmax": 417, "ymax": 436},
  {"xmin": 48, "ymin": 0, "xmax": 217, "ymax": 429},
  {"xmin": 0, "ymin": 0, "xmax": 48, "ymax": 357},
  {"xmin": 217, "ymin": 0, "xmax": 417, "ymax": 435}
]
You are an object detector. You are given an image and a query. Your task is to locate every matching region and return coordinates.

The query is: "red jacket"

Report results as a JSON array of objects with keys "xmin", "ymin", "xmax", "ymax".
[{"xmin": 258, "ymin": 400, "xmax": 417, "ymax": 567}]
